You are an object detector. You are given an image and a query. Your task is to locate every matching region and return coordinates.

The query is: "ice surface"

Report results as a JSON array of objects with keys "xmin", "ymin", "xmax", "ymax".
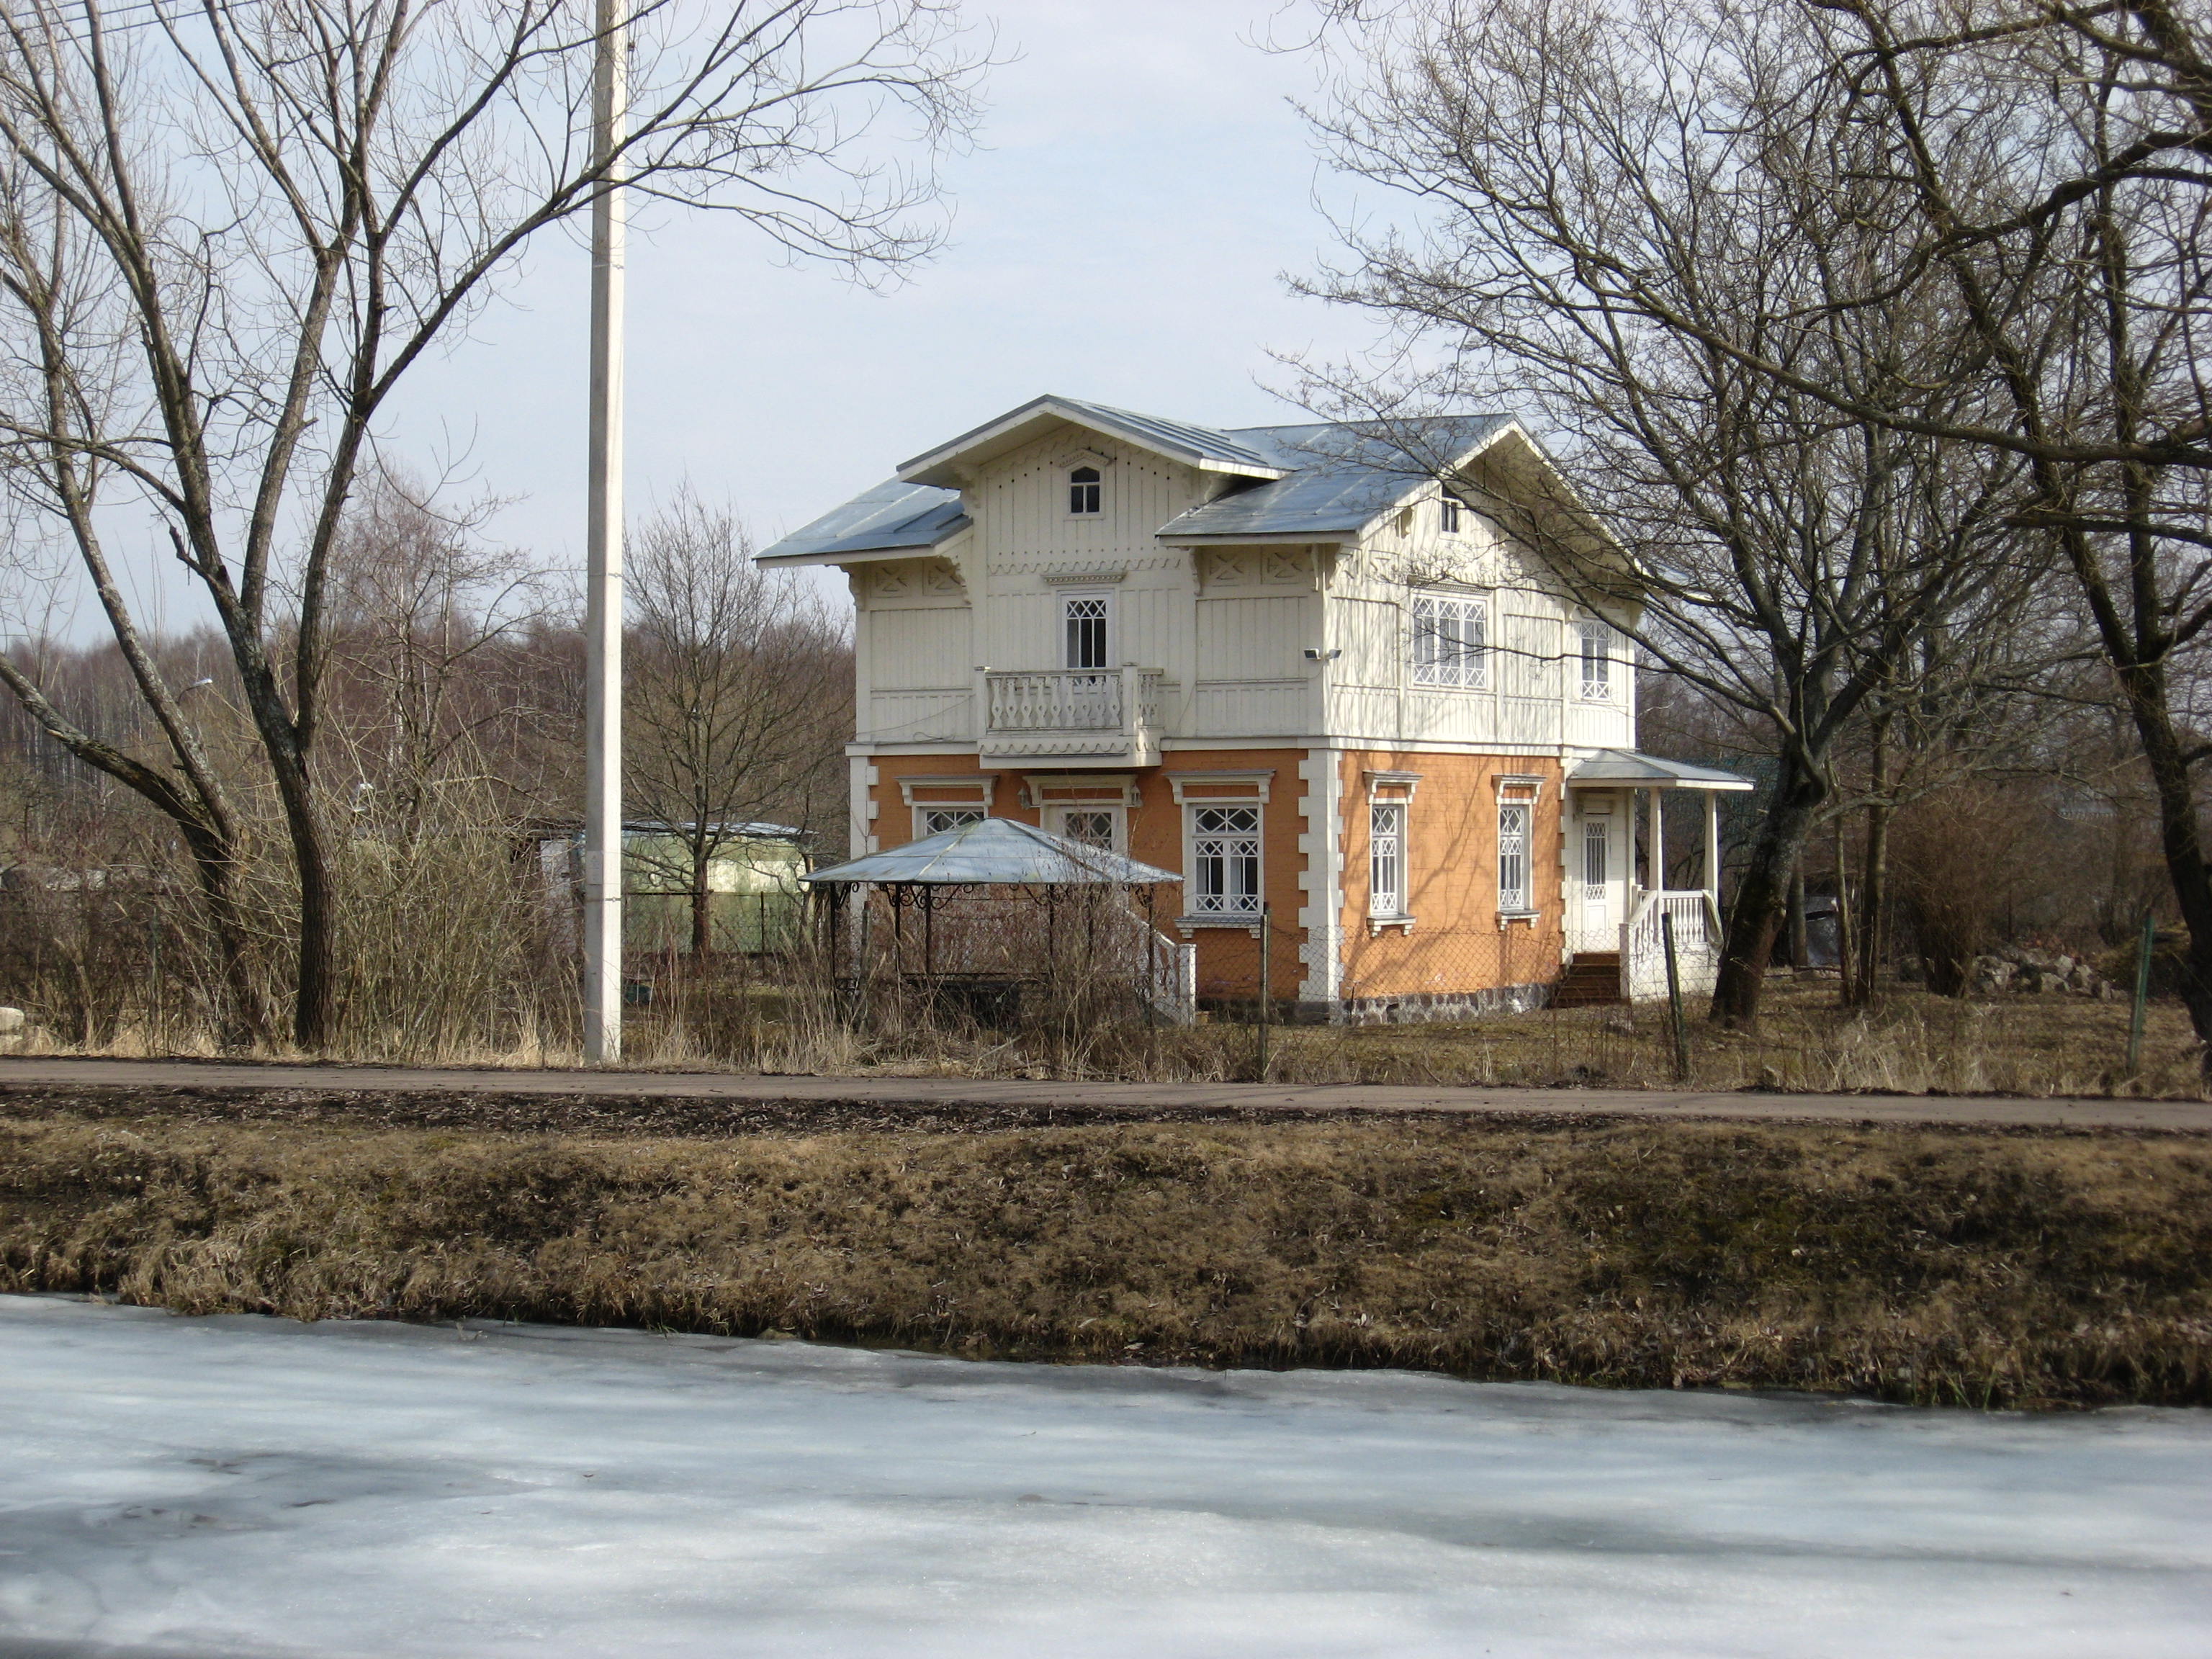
[{"xmin": 0, "ymin": 1295, "xmax": 2207, "ymax": 1658}]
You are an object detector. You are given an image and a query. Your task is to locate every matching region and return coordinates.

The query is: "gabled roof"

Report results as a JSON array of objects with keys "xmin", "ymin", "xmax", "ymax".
[
  {"xmin": 896, "ymin": 394, "xmax": 1290, "ymax": 488},
  {"xmin": 801, "ymin": 816, "xmax": 1182, "ymax": 886},
  {"xmin": 1157, "ymin": 415, "xmax": 1516, "ymax": 542},
  {"xmin": 757, "ymin": 478, "xmax": 968, "ymax": 567},
  {"xmin": 757, "ymin": 397, "xmax": 1628, "ymax": 577}
]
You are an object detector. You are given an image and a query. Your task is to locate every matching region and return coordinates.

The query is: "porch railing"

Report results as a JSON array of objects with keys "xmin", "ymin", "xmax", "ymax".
[
  {"xmin": 1621, "ymin": 889, "xmax": 1724, "ymax": 1002},
  {"xmin": 985, "ymin": 667, "xmax": 1164, "ymax": 732}
]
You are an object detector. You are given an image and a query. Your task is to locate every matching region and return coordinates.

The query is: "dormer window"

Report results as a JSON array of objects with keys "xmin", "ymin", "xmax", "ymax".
[{"xmin": 1069, "ymin": 466, "xmax": 1102, "ymax": 515}]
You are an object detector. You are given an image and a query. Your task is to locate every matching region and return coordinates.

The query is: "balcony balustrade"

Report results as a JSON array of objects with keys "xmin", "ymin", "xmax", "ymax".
[{"xmin": 979, "ymin": 667, "xmax": 1165, "ymax": 765}]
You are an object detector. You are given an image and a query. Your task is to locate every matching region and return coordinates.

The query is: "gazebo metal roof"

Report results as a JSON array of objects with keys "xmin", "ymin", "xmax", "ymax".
[
  {"xmin": 801, "ymin": 817, "xmax": 1181, "ymax": 886},
  {"xmin": 1567, "ymin": 749, "xmax": 1754, "ymax": 791}
]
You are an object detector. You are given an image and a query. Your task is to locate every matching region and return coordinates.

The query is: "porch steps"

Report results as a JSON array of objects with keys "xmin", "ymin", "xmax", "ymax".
[{"xmin": 1552, "ymin": 951, "xmax": 1625, "ymax": 1009}]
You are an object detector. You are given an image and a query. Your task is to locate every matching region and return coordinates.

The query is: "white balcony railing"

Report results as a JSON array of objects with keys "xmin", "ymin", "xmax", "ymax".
[{"xmin": 980, "ymin": 667, "xmax": 1165, "ymax": 763}]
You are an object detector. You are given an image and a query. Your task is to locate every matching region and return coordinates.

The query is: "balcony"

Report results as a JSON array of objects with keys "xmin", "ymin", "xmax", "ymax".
[{"xmin": 979, "ymin": 667, "xmax": 1166, "ymax": 765}]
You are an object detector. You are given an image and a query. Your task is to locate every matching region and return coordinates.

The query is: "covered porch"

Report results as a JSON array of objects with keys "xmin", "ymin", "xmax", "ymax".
[{"xmin": 1560, "ymin": 750, "xmax": 1755, "ymax": 1006}]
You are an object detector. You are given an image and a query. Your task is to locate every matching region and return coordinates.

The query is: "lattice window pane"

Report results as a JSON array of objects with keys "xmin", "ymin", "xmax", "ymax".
[
  {"xmin": 1058, "ymin": 809, "xmax": 1116, "ymax": 850},
  {"xmin": 1411, "ymin": 593, "xmax": 1488, "ymax": 688},
  {"xmin": 1190, "ymin": 806, "xmax": 1262, "ymax": 914},
  {"xmin": 1580, "ymin": 621, "xmax": 1614, "ymax": 700},
  {"xmin": 1498, "ymin": 801, "xmax": 1532, "ymax": 913},
  {"xmin": 1370, "ymin": 801, "xmax": 1405, "ymax": 917},
  {"xmin": 921, "ymin": 809, "xmax": 983, "ymax": 836},
  {"xmin": 1064, "ymin": 594, "xmax": 1110, "ymax": 669}
]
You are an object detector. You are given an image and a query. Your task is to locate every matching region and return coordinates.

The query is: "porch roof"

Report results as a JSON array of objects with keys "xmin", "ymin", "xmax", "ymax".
[
  {"xmin": 801, "ymin": 817, "xmax": 1182, "ymax": 886},
  {"xmin": 1567, "ymin": 750, "xmax": 1754, "ymax": 791}
]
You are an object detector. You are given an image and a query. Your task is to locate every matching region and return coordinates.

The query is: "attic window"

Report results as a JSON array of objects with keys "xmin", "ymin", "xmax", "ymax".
[
  {"xmin": 1069, "ymin": 466, "xmax": 1102, "ymax": 516},
  {"xmin": 1440, "ymin": 495, "xmax": 1462, "ymax": 534}
]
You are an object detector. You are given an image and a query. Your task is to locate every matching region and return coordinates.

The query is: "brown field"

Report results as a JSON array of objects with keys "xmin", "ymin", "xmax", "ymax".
[{"xmin": 4, "ymin": 1084, "xmax": 2208, "ymax": 1411}]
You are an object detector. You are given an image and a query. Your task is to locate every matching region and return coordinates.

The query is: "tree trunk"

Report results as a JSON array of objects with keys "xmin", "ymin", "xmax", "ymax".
[
  {"xmin": 2116, "ymin": 660, "xmax": 2212, "ymax": 1077},
  {"xmin": 261, "ymin": 745, "xmax": 336, "ymax": 1051},
  {"xmin": 1787, "ymin": 861, "xmax": 1809, "ymax": 971},
  {"xmin": 691, "ymin": 849, "xmax": 714, "ymax": 959},
  {"xmin": 1853, "ymin": 811, "xmax": 1890, "ymax": 1010},
  {"xmin": 177, "ymin": 825, "xmax": 269, "ymax": 1049},
  {"xmin": 1710, "ymin": 759, "xmax": 1826, "ymax": 1025}
]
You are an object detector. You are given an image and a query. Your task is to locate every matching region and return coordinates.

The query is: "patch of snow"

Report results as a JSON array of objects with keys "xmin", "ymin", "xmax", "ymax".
[{"xmin": 0, "ymin": 1295, "xmax": 2207, "ymax": 1657}]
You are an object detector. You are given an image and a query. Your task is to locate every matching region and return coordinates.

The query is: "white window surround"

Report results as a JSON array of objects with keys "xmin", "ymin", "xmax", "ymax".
[
  {"xmin": 1369, "ymin": 799, "xmax": 1408, "ymax": 926},
  {"xmin": 1183, "ymin": 804, "xmax": 1263, "ymax": 930},
  {"xmin": 1363, "ymin": 770, "xmax": 1421, "ymax": 934},
  {"xmin": 1069, "ymin": 465, "xmax": 1102, "ymax": 516},
  {"xmin": 1495, "ymin": 775, "xmax": 1545, "ymax": 922},
  {"xmin": 1166, "ymin": 770, "xmax": 1274, "ymax": 806},
  {"xmin": 1579, "ymin": 619, "xmax": 1616, "ymax": 701},
  {"xmin": 896, "ymin": 774, "xmax": 994, "ymax": 810},
  {"xmin": 1020, "ymin": 772, "xmax": 1141, "ymax": 809},
  {"xmin": 1412, "ymin": 590, "xmax": 1491, "ymax": 690},
  {"xmin": 1061, "ymin": 588, "xmax": 1115, "ymax": 671},
  {"xmin": 1439, "ymin": 495, "xmax": 1462, "ymax": 534},
  {"xmin": 896, "ymin": 774, "xmax": 994, "ymax": 842},
  {"xmin": 917, "ymin": 806, "xmax": 984, "ymax": 837},
  {"xmin": 1050, "ymin": 805, "xmax": 1123, "ymax": 853}
]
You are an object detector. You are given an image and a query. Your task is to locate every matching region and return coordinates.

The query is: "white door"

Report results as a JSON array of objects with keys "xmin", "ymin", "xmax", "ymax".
[{"xmin": 1576, "ymin": 811, "xmax": 1617, "ymax": 952}]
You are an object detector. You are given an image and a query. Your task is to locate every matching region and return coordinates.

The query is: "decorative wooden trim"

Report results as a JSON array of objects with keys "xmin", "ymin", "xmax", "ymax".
[
  {"xmin": 1041, "ymin": 569, "xmax": 1127, "ymax": 586},
  {"xmin": 1495, "ymin": 773, "xmax": 1546, "ymax": 804},
  {"xmin": 895, "ymin": 774, "xmax": 995, "ymax": 809},
  {"xmin": 1362, "ymin": 769, "xmax": 1421, "ymax": 801},
  {"xmin": 1166, "ymin": 768, "xmax": 1274, "ymax": 805},
  {"xmin": 1020, "ymin": 772, "xmax": 1141, "ymax": 809}
]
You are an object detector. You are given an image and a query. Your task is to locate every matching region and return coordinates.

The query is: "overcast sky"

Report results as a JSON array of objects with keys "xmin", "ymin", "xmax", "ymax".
[
  {"xmin": 58, "ymin": 0, "xmax": 1390, "ymax": 639},
  {"xmin": 373, "ymin": 0, "xmax": 1380, "ymax": 598}
]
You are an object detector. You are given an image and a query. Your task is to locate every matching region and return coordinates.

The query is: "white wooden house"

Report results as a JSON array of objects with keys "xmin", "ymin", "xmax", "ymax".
[{"xmin": 759, "ymin": 395, "xmax": 1749, "ymax": 1018}]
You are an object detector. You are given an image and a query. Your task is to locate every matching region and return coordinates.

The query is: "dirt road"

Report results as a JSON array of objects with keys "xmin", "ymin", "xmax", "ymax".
[{"xmin": 0, "ymin": 1055, "xmax": 2205, "ymax": 1131}]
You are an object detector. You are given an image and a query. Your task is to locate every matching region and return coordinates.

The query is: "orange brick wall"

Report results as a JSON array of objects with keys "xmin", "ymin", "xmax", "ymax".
[
  {"xmin": 866, "ymin": 747, "xmax": 1566, "ymax": 1010},
  {"xmin": 866, "ymin": 750, "xmax": 1309, "ymax": 1002},
  {"xmin": 1334, "ymin": 749, "xmax": 1566, "ymax": 1004}
]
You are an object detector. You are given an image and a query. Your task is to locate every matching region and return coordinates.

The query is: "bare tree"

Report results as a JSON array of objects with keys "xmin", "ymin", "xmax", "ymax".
[
  {"xmin": 1297, "ymin": 0, "xmax": 2052, "ymax": 1024},
  {"xmin": 624, "ymin": 487, "xmax": 848, "ymax": 955},
  {"xmin": 0, "ymin": 0, "xmax": 982, "ymax": 1046},
  {"xmin": 323, "ymin": 467, "xmax": 556, "ymax": 840}
]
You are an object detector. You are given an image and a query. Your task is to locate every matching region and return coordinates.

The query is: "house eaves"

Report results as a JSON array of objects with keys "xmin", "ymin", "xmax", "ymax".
[
  {"xmin": 757, "ymin": 479, "xmax": 970, "ymax": 567},
  {"xmin": 896, "ymin": 394, "xmax": 1290, "ymax": 489}
]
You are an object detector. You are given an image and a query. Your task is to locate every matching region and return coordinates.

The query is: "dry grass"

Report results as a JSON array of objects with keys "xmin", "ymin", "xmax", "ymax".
[{"xmin": 4, "ymin": 1091, "xmax": 2209, "ymax": 1409}]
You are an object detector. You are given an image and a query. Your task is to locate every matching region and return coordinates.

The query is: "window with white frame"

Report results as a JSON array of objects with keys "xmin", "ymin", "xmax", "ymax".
[
  {"xmin": 1062, "ymin": 592, "xmax": 1111, "ymax": 670},
  {"xmin": 1053, "ymin": 806, "xmax": 1120, "ymax": 852},
  {"xmin": 1412, "ymin": 591, "xmax": 1489, "ymax": 688},
  {"xmin": 1370, "ymin": 801, "xmax": 1406, "ymax": 917},
  {"xmin": 1497, "ymin": 793, "xmax": 1534, "ymax": 914},
  {"xmin": 1439, "ymin": 495, "xmax": 1462, "ymax": 534},
  {"xmin": 1190, "ymin": 806, "xmax": 1262, "ymax": 917},
  {"xmin": 918, "ymin": 807, "xmax": 983, "ymax": 837},
  {"xmin": 1069, "ymin": 466, "xmax": 1102, "ymax": 515},
  {"xmin": 1579, "ymin": 620, "xmax": 1615, "ymax": 701}
]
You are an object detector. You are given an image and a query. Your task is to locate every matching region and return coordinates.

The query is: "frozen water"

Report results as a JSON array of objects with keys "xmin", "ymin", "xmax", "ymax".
[{"xmin": 0, "ymin": 1295, "xmax": 2207, "ymax": 1658}]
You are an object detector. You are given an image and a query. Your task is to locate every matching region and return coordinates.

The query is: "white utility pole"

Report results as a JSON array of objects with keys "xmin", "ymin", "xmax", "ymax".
[{"xmin": 583, "ymin": 0, "xmax": 628, "ymax": 1063}]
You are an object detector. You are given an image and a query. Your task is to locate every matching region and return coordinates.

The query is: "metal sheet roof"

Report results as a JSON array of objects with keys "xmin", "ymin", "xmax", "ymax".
[
  {"xmin": 1157, "ymin": 416, "xmax": 1517, "ymax": 541},
  {"xmin": 897, "ymin": 395, "xmax": 1290, "ymax": 487},
  {"xmin": 757, "ymin": 478, "xmax": 968, "ymax": 565},
  {"xmin": 1567, "ymin": 750, "xmax": 1755, "ymax": 791},
  {"xmin": 801, "ymin": 817, "xmax": 1183, "ymax": 886}
]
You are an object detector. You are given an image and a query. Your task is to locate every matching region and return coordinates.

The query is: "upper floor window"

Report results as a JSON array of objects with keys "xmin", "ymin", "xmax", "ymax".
[
  {"xmin": 1579, "ymin": 620, "xmax": 1614, "ymax": 701},
  {"xmin": 1411, "ymin": 591, "xmax": 1489, "ymax": 689},
  {"xmin": 1063, "ymin": 592, "xmax": 1111, "ymax": 670},
  {"xmin": 1439, "ymin": 495, "xmax": 1462, "ymax": 534},
  {"xmin": 1069, "ymin": 466, "xmax": 1102, "ymax": 515}
]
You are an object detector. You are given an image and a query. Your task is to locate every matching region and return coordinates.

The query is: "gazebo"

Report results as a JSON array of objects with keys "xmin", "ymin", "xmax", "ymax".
[{"xmin": 801, "ymin": 818, "xmax": 1195, "ymax": 1023}]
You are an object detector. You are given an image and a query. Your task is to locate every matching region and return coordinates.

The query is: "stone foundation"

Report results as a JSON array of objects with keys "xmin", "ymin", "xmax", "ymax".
[{"xmin": 1326, "ymin": 982, "xmax": 1552, "ymax": 1026}]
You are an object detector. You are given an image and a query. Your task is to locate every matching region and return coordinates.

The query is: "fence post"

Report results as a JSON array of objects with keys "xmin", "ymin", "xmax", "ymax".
[
  {"xmin": 1662, "ymin": 910, "xmax": 1691, "ymax": 1082},
  {"xmin": 2127, "ymin": 912, "xmax": 2156, "ymax": 1075},
  {"xmin": 1256, "ymin": 902, "xmax": 1271, "ymax": 1082}
]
